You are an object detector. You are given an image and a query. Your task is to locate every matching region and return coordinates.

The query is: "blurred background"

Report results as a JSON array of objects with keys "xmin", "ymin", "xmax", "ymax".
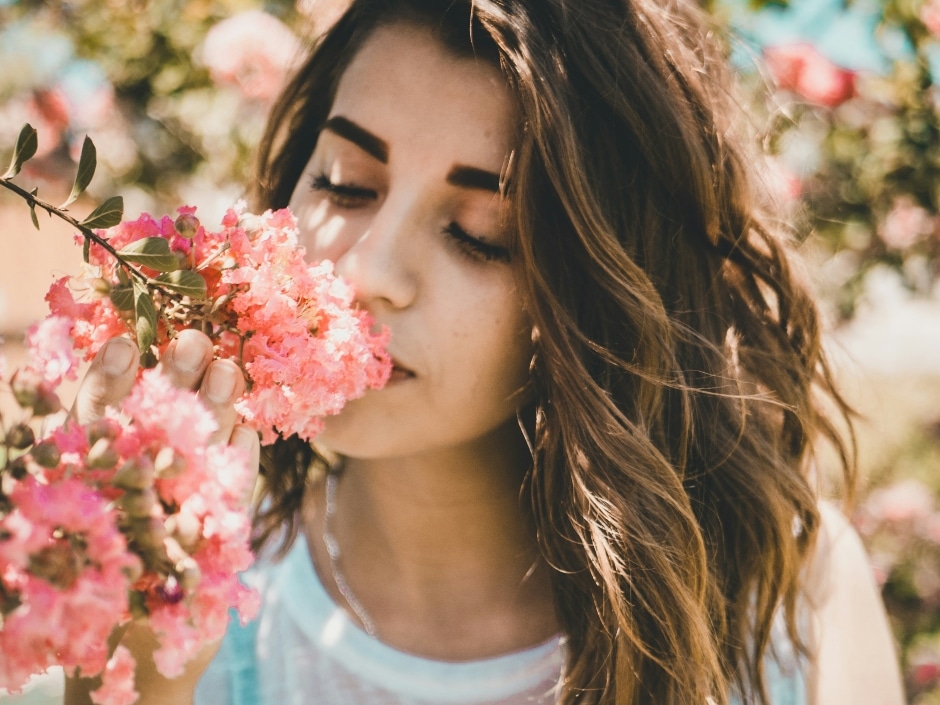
[{"xmin": 0, "ymin": 0, "xmax": 939, "ymax": 701}]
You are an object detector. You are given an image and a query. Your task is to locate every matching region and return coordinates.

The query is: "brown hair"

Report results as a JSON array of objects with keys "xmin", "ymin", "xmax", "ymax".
[{"xmin": 250, "ymin": 1, "xmax": 855, "ymax": 703}]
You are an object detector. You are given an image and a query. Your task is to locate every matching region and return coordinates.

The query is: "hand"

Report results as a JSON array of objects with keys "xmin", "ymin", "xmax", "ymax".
[
  {"xmin": 65, "ymin": 329, "xmax": 261, "ymax": 705},
  {"xmin": 71, "ymin": 329, "xmax": 260, "ymax": 460}
]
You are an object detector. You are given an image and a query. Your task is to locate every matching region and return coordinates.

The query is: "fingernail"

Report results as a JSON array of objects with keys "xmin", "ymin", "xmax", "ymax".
[
  {"xmin": 206, "ymin": 363, "xmax": 238, "ymax": 404},
  {"xmin": 102, "ymin": 339, "xmax": 136, "ymax": 375},
  {"xmin": 170, "ymin": 333, "xmax": 207, "ymax": 373}
]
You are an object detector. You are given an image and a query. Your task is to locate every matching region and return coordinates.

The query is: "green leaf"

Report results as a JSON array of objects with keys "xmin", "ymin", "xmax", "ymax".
[
  {"xmin": 109, "ymin": 284, "xmax": 134, "ymax": 311},
  {"xmin": 2, "ymin": 124, "xmax": 38, "ymax": 179},
  {"xmin": 82, "ymin": 236, "xmax": 91, "ymax": 263},
  {"xmin": 61, "ymin": 137, "xmax": 96, "ymax": 208},
  {"xmin": 117, "ymin": 266, "xmax": 130, "ymax": 286},
  {"xmin": 80, "ymin": 196, "xmax": 124, "ymax": 230},
  {"xmin": 118, "ymin": 237, "xmax": 179, "ymax": 272},
  {"xmin": 154, "ymin": 270, "xmax": 207, "ymax": 299},
  {"xmin": 29, "ymin": 203, "xmax": 38, "ymax": 230},
  {"xmin": 133, "ymin": 281, "xmax": 156, "ymax": 351}
]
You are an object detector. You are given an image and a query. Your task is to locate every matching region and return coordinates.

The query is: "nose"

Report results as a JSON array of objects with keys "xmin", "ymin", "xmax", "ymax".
[{"xmin": 331, "ymin": 200, "xmax": 418, "ymax": 311}]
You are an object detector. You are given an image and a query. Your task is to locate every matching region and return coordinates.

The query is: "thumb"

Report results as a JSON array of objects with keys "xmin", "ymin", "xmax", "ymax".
[{"xmin": 70, "ymin": 337, "xmax": 140, "ymax": 425}]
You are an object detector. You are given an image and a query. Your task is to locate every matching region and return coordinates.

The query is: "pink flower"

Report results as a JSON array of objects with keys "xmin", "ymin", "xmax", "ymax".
[
  {"xmin": 0, "ymin": 478, "xmax": 138, "ymax": 691},
  {"xmin": 922, "ymin": 0, "xmax": 940, "ymax": 35},
  {"xmin": 45, "ymin": 277, "xmax": 126, "ymax": 362},
  {"xmin": 879, "ymin": 195, "xmax": 935, "ymax": 250},
  {"xmin": 22, "ymin": 315, "xmax": 79, "ymax": 388},
  {"xmin": 219, "ymin": 207, "xmax": 391, "ymax": 443},
  {"xmin": 862, "ymin": 479, "xmax": 935, "ymax": 525},
  {"xmin": 90, "ymin": 645, "xmax": 139, "ymax": 705},
  {"xmin": 201, "ymin": 11, "xmax": 302, "ymax": 103},
  {"xmin": 764, "ymin": 43, "xmax": 855, "ymax": 108}
]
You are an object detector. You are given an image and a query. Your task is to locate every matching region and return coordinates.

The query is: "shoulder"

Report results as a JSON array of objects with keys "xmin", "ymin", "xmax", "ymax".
[{"xmin": 800, "ymin": 501, "xmax": 905, "ymax": 705}]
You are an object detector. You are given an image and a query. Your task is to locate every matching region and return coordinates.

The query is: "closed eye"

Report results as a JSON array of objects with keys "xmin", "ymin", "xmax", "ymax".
[
  {"xmin": 443, "ymin": 223, "xmax": 511, "ymax": 263},
  {"xmin": 310, "ymin": 174, "xmax": 377, "ymax": 208}
]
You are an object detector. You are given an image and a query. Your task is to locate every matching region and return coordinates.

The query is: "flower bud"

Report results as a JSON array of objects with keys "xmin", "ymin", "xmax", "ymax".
[
  {"xmin": 176, "ymin": 557, "xmax": 201, "ymax": 592},
  {"xmin": 174, "ymin": 213, "xmax": 200, "ymax": 239},
  {"xmin": 120, "ymin": 488, "xmax": 158, "ymax": 518},
  {"xmin": 86, "ymin": 418, "xmax": 118, "ymax": 446},
  {"xmin": 11, "ymin": 371, "xmax": 40, "ymax": 410},
  {"xmin": 8, "ymin": 455, "xmax": 29, "ymax": 480},
  {"xmin": 86, "ymin": 438, "xmax": 118, "ymax": 470},
  {"xmin": 31, "ymin": 386, "xmax": 62, "ymax": 417},
  {"xmin": 12, "ymin": 372, "xmax": 62, "ymax": 416},
  {"xmin": 92, "ymin": 278, "xmax": 112, "ymax": 297},
  {"xmin": 165, "ymin": 511, "xmax": 201, "ymax": 551},
  {"xmin": 154, "ymin": 447, "xmax": 186, "ymax": 479},
  {"xmin": 31, "ymin": 440, "xmax": 61, "ymax": 469},
  {"xmin": 122, "ymin": 555, "xmax": 144, "ymax": 584},
  {"xmin": 127, "ymin": 516, "xmax": 167, "ymax": 555},
  {"xmin": 6, "ymin": 424, "xmax": 35, "ymax": 450},
  {"xmin": 157, "ymin": 574, "xmax": 185, "ymax": 604},
  {"xmin": 112, "ymin": 457, "xmax": 155, "ymax": 490},
  {"xmin": 163, "ymin": 536, "xmax": 188, "ymax": 564},
  {"xmin": 28, "ymin": 539, "xmax": 84, "ymax": 589}
]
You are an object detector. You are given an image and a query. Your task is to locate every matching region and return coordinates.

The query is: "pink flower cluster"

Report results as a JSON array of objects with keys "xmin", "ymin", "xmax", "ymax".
[
  {"xmin": 47, "ymin": 204, "xmax": 391, "ymax": 443},
  {"xmin": 1, "ymin": 333, "xmax": 258, "ymax": 704},
  {"xmin": 201, "ymin": 11, "xmax": 302, "ymax": 104},
  {"xmin": 0, "ymin": 477, "xmax": 137, "ymax": 696},
  {"xmin": 764, "ymin": 43, "xmax": 856, "ymax": 108}
]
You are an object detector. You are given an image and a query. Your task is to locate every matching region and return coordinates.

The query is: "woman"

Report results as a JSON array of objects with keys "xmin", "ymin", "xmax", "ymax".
[{"xmin": 66, "ymin": 0, "xmax": 904, "ymax": 703}]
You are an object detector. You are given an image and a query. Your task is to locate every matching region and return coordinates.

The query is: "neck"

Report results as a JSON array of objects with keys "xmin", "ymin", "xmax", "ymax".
[{"xmin": 307, "ymin": 421, "xmax": 559, "ymax": 659}]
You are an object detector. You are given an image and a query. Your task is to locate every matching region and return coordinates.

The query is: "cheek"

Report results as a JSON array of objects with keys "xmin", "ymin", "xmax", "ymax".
[
  {"xmin": 450, "ymin": 296, "xmax": 532, "ymax": 400},
  {"xmin": 292, "ymin": 199, "xmax": 353, "ymax": 263}
]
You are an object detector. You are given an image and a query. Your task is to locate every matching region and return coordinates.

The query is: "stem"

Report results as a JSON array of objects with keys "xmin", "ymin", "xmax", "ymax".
[{"xmin": 0, "ymin": 177, "xmax": 150, "ymax": 287}]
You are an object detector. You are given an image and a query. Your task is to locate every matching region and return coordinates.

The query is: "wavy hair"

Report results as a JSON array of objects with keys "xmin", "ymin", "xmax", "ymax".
[{"xmin": 250, "ymin": 1, "xmax": 856, "ymax": 703}]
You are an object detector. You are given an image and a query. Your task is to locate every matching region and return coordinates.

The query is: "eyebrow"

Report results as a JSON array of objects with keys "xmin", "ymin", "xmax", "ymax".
[
  {"xmin": 446, "ymin": 166, "xmax": 501, "ymax": 193},
  {"xmin": 322, "ymin": 116, "xmax": 389, "ymax": 163},
  {"xmin": 322, "ymin": 115, "xmax": 504, "ymax": 194}
]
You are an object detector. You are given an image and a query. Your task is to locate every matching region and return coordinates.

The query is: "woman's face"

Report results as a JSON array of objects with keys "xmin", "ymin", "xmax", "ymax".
[{"xmin": 288, "ymin": 22, "xmax": 533, "ymax": 461}]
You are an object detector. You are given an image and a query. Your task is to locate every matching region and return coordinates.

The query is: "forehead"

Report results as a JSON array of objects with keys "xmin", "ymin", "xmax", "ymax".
[{"xmin": 328, "ymin": 22, "xmax": 516, "ymax": 169}]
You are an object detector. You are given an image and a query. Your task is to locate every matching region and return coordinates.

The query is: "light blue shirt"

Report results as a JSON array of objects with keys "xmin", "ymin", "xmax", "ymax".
[{"xmin": 196, "ymin": 534, "xmax": 806, "ymax": 705}]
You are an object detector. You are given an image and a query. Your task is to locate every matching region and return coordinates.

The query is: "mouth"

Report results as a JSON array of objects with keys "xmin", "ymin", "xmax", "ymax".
[{"xmin": 388, "ymin": 358, "xmax": 416, "ymax": 383}]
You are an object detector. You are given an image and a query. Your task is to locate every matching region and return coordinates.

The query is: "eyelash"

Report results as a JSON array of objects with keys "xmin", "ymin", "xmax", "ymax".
[
  {"xmin": 310, "ymin": 174, "xmax": 376, "ymax": 207},
  {"xmin": 442, "ymin": 223, "xmax": 512, "ymax": 263},
  {"xmin": 311, "ymin": 172, "xmax": 511, "ymax": 264}
]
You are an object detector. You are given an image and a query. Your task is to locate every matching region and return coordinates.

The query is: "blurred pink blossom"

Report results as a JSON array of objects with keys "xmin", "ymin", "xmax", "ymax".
[
  {"xmin": 879, "ymin": 195, "xmax": 935, "ymax": 250},
  {"xmin": 90, "ymin": 645, "xmax": 138, "ymax": 705},
  {"xmin": 922, "ymin": 0, "xmax": 940, "ymax": 35},
  {"xmin": 201, "ymin": 11, "xmax": 302, "ymax": 104},
  {"xmin": 28, "ymin": 88, "xmax": 71, "ymax": 158},
  {"xmin": 863, "ymin": 479, "xmax": 935, "ymax": 525},
  {"xmin": 764, "ymin": 43, "xmax": 855, "ymax": 108},
  {"xmin": 22, "ymin": 315, "xmax": 79, "ymax": 388}
]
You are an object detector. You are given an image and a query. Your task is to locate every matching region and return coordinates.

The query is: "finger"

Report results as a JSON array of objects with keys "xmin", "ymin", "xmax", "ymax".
[
  {"xmin": 230, "ymin": 424, "xmax": 261, "ymax": 477},
  {"xmin": 71, "ymin": 337, "xmax": 139, "ymax": 425},
  {"xmin": 157, "ymin": 328, "xmax": 214, "ymax": 390},
  {"xmin": 198, "ymin": 359, "xmax": 246, "ymax": 445},
  {"xmin": 230, "ymin": 424, "xmax": 261, "ymax": 504}
]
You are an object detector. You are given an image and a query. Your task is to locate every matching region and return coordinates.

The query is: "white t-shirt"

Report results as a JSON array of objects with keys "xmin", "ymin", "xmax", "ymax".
[
  {"xmin": 195, "ymin": 532, "xmax": 805, "ymax": 705},
  {"xmin": 195, "ymin": 533, "xmax": 565, "ymax": 705}
]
